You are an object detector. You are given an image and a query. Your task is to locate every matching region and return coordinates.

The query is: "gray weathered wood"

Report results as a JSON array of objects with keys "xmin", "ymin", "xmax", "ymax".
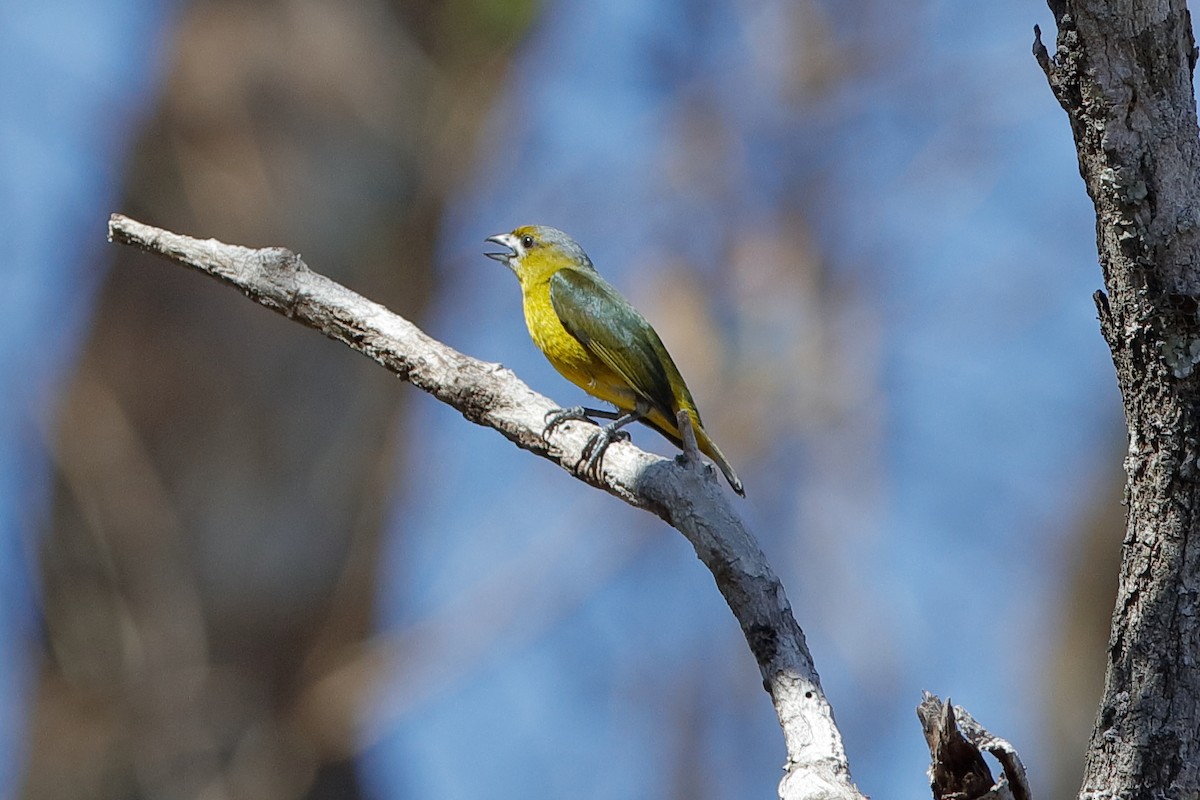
[
  {"xmin": 1034, "ymin": 2, "xmax": 1200, "ymax": 797},
  {"xmin": 107, "ymin": 213, "xmax": 864, "ymax": 800}
]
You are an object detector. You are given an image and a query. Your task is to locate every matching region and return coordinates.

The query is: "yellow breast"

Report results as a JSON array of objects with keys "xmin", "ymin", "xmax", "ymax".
[{"xmin": 520, "ymin": 276, "xmax": 638, "ymax": 411}]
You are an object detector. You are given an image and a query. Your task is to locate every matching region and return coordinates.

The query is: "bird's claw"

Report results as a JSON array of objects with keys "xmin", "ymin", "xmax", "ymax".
[
  {"xmin": 544, "ymin": 406, "xmax": 592, "ymax": 434},
  {"xmin": 580, "ymin": 424, "xmax": 629, "ymax": 478},
  {"xmin": 542, "ymin": 405, "xmax": 635, "ymax": 479}
]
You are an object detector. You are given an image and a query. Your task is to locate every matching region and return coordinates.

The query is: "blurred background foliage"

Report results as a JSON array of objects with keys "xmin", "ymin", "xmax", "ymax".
[{"xmin": 2, "ymin": 0, "xmax": 1132, "ymax": 798}]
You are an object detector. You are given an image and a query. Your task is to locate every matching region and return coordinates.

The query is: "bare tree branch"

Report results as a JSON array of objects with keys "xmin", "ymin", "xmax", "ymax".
[
  {"xmin": 106, "ymin": 213, "xmax": 864, "ymax": 800},
  {"xmin": 917, "ymin": 693, "xmax": 1031, "ymax": 800},
  {"xmin": 1035, "ymin": 2, "xmax": 1200, "ymax": 797}
]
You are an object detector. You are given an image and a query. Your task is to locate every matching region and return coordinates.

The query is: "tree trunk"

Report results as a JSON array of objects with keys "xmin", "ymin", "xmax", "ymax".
[{"xmin": 1035, "ymin": 2, "xmax": 1200, "ymax": 797}]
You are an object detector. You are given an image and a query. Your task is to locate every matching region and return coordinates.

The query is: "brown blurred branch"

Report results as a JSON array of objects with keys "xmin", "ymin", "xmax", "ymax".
[
  {"xmin": 107, "ymin": 213, "xmax": 863, "ymax": 800},
  {"xmin": 917, "ymin": 693, "xmax": 1031, "ymax": 800},
  {"xmin": 1035, "ymin": 2, "xmax": 1200, "ymax": 798}
]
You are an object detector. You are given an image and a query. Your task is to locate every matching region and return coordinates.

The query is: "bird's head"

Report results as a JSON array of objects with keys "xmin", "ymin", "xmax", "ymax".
[{"xmin": 485, "ymin": 225, "xmax": 594, "ymax": 284}]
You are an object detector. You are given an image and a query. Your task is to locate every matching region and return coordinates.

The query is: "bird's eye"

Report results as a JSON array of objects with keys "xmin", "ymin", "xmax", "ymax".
[{"xmin": 521, "ymin": 234, "xmax": 535, "ymax": 249}]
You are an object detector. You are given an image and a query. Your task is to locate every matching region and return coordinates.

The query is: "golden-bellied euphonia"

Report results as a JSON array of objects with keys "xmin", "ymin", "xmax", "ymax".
[{"xmin": 485, "ymin": 225, "xmax": 744, "ymax": 497}]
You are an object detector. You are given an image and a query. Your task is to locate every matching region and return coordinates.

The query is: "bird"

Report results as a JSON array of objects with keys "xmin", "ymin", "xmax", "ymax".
[{"xmin": 485, "ymin": 225, "xmax": 744, "ymax": 496}]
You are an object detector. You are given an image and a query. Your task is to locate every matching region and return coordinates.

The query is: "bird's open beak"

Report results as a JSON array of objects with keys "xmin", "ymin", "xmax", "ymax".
[{"xmin": 484, "ymin": 233, "xmax": 518, "ymax": 266}]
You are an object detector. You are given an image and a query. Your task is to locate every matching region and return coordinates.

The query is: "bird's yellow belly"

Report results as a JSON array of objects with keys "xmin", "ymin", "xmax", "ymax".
[{"xmin": 522, "ymin": 287, "xmax": 639, "ymax": 411}]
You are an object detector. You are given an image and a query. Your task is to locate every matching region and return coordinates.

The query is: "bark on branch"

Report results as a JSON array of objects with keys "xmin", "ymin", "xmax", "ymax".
[
  {"xmin": 1035, "ymin": 2, "xmax": 1200, "ymax": 797},
  {"xmin": 106, "ymin": 213, "xmax": 864, "ymax": 800},
  {"xmin": 917, "ymin": 693, "xmax": 1031, "ymax": 800}
]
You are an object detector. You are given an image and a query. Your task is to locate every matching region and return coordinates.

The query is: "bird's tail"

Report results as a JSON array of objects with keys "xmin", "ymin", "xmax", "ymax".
[{"xmin": 683, "ymin": 410, "xmax": 745, "ymax": 497}]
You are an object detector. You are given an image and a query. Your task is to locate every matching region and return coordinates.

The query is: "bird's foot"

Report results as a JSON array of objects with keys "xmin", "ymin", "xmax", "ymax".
[
  {"xmin": 544, "ymin": 406, "xmax": 594, "ymax": 434},
  {"xmin": 581, "ymin": 423, "xmax": 631, "ymax": 477},
  {"xmin": 544, "ymin": 405, "xmax": 622, "ymax": 436}
]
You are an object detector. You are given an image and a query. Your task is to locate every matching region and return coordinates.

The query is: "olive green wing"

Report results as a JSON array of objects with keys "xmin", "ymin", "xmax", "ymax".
[{"xmin": 548, "ymin": 268, "xmax": 678, "ymax": 419}]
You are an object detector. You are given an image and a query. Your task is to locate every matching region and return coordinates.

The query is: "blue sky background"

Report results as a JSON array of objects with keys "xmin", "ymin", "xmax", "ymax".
[{"xmin": 366, "ymin": 1, "xmax": 1115, "ymax": 797}]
